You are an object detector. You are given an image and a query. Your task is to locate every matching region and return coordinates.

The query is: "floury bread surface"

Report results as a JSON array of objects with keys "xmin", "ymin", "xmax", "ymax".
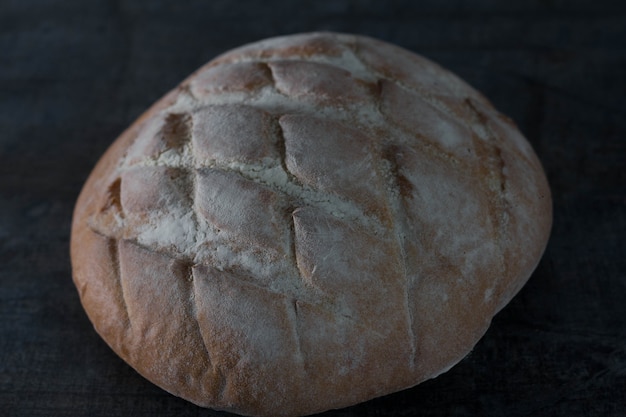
[{"xmin": 70, "ymin": 32, "xmax": 552, "ymax": 416}]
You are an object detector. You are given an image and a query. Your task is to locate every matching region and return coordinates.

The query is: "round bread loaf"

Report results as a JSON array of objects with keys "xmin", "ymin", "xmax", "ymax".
[{"xmin": 71, "ymin": 32, "xmax": 552, "ymax": 416}]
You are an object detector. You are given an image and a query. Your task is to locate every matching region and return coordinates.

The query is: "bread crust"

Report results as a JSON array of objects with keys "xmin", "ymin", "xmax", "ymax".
[{"xmin": 71, "ymin": 32, "xmax": 552, "ymax": 416}]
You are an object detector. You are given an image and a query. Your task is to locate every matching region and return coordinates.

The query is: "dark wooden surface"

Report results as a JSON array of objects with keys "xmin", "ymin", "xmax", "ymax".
[{"xmin": 1, "ymin": 1, "xmax": 625, "ymax": 416}]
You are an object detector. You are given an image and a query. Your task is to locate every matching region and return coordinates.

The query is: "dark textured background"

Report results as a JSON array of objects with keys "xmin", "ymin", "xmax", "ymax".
[{"xmin": 1, "ymin": 0, "xmax": 625, "ymax": 416}]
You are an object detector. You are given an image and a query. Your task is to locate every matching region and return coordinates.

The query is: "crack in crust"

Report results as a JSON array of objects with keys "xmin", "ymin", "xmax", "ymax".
[
  {"xmin": 102, "ymin": 178, "xmax": 123, "ymax": 213},
  {"xmin": 287, "ymin": 207, "xmax": 303, "ymax": 282},
  {"xmin": 162, "ymin": 113, "xmax": 192, "ymax": 148},
  {"xmin": 187, "ymin": 263, "xmax": 212, "ymax": 363},
  {"xmin": 465, "ymin": 99, "xmax": 510, "ymax": 218},
  {"xmin": 290, "ymin": 298, "xmax": 305, "ymax": 370},
  {"xmin": 187, "ymin": 263, "xmax": 227, "ymax": 397},
  {"xmin": 381, "ymin": 145, "xmax": 414, "ymax": 199},
  {"xmin": 465, "ymin": 98, "xmax": 511, "ymax": 283},
  {"xmin": 380, "ymin": 144, "xmax": 417, "ymax": 369},
  {"xmin": 107, "ymin": 237, "xmax": 131, "ymax": 330},
  {"xmin": 275, "ymin": 116, "xmax": 299, "ymax": 185}
]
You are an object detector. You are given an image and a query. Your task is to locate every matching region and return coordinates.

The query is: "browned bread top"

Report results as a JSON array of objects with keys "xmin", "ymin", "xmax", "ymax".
[{"xmin": 71, "ymin": 32, "xmax": 552, "ymax": 417}]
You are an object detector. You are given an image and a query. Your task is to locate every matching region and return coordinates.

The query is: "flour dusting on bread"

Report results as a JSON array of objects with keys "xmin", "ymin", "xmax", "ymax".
[{"xmin": 71, "ymin": 32, "xmax": 552, "ymax": 417}]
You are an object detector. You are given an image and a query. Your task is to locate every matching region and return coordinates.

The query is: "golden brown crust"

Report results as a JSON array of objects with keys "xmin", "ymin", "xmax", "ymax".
[{"xmin": 71, "ymin": 32, "xmax": 552, "ymax": 416}]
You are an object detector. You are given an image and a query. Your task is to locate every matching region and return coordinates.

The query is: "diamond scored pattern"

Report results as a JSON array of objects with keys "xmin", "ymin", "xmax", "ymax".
[{"xmin": 84, "ymin": 33, "xmax": 521, "ymax": 413}]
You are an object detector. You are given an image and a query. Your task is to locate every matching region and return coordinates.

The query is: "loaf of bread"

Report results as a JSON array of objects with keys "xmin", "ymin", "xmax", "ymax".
[{"xmin": 71, "ymin": 32, "xmax": 552, "ymax": 416}]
